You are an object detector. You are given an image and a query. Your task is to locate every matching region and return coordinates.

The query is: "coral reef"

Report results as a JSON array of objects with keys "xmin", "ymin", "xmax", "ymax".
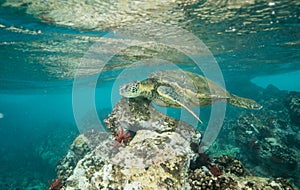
[
  {"xmin": 232, "ymin": 85, "xmax": 300, "ymax": 185},
  {"xmin": 54, "ymin": 95, "xmax": 297, "ymax": 189},
  {"xmin": 285, "ymin": 91, "xmax": 300, "ymax": 126},
  {"xmin": 189, "ymin": 155, "xmax": 294, "ymax": 190},
  {"xmin": 57, "ymin": 97, "xmax": 201, "ymax": 189},
  {"xmin": 56, "ymin": 130, "xmax": 110, "ymax": 183}
]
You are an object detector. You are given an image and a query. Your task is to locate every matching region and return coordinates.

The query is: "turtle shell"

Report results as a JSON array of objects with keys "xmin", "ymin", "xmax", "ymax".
[{"xmin": 148, "ymin": 70, "xmax": 230, "ymax": 107}]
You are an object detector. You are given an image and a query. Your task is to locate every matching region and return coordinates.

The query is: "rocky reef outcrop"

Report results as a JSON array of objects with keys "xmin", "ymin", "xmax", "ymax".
[
  {"xmin": 57, "ymin": 97, "xmax": 201, "ymax": 189},
  {"xmin": 232, "ymin": 85, "xmax": 300, "ymax": 186},
  {"xmin": 55, "ymin": 96, "xmax": 296, "ymax": 189},
  {"xmin": 285, "ymin": 91, "xmax": 300, "ymax": 126}
]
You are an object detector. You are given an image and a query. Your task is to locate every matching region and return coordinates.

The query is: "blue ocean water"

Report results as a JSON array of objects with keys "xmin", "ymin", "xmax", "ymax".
[
  {"xmin": 251, "ymin": 70, "xmax": 300, "ymax": 91},
  {"xmin": 0, "ymin": 0, "xmax": 299, "ymax": 189}
]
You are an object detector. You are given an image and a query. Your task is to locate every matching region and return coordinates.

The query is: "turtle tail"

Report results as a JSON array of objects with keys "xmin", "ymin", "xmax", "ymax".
[{"xmin": 228, "ymin": 94, "xmax": 262, "ymax": 110}]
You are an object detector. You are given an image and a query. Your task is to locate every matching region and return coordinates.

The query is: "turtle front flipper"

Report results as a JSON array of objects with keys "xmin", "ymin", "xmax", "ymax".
[
  {"xmin": 228, "ymin": 94, "xmax": 262, "ymax": 110},
  {"xmin": 157, "ymin": 86, "xmax": 203, "ymax": 124}
]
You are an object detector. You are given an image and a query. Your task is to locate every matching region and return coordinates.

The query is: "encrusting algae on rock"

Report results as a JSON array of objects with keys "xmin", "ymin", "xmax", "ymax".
[{"xmin": 53, "ymin": 97, "xmax": 296, "ymax": 189}]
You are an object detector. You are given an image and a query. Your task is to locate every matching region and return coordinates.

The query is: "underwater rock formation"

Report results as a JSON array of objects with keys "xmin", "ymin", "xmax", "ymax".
[
  {"xmin": 285, "ymin": 91, "xmax": 300, "ymax": 126},
  {"xmin": 57, "ymin": 97, "xmax": 201, "ymax": 189},
  {"xmin": 234, "ymin": 113, "xmax": 298, "ymax": 171},
  {"xmin": 56, "ymin": 96, "xmax": 296, "ymax": 189},
  {"xmin": 56, "ymin": 130, "xmax": 110, "ymax": 183},
  {"xmin": 189, "ymin": 155, "xmax": 294, "ymax": 190},
  {"xmin": 233, "ymin": 85, "xmax": 300, "ymax": 186}
]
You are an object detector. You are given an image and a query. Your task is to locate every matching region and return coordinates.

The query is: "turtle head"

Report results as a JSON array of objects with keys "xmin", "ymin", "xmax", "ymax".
[{"xmin": 119, "ymin": 81, "xmax": 142, "ymax": 98}]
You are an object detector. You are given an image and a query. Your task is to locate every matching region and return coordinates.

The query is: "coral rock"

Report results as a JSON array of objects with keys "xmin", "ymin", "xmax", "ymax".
[
  {"xmin": 56, "ymin": 97, "xmax": 296, "ymax": 189},
  {"xmin": 285, "ymin": 91, "xmax": 300, "ymax": 126}
]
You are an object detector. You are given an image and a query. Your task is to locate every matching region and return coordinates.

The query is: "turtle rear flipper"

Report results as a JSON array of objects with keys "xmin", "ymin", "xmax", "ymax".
[
  {"xmin": 228, "ymin": 94, "xmax": 262, "ymax": 110},
  {"xmin": 157, "ymin": 86, "xmax": 203, "ymax": 124}
]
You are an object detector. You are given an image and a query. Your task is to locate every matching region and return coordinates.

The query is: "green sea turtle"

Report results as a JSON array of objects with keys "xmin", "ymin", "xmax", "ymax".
[{"xmin": 119, "ymin": 70, "xmax": 262, "ymax": 123}]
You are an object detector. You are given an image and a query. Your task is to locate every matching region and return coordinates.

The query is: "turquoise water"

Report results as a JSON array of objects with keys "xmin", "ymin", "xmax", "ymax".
[
  {"xmin": 0, "ymin": 0, "xmax": 299, "ymax": 189},
  {"xmin": 251, "ymin": 70, "xmax": 300, "ymax": 91}
]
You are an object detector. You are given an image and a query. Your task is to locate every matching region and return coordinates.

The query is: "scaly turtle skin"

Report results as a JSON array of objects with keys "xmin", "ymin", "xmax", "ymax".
[{"xmin": 120, "ymin": 70, "xmax": 262, "ymax": 123}]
